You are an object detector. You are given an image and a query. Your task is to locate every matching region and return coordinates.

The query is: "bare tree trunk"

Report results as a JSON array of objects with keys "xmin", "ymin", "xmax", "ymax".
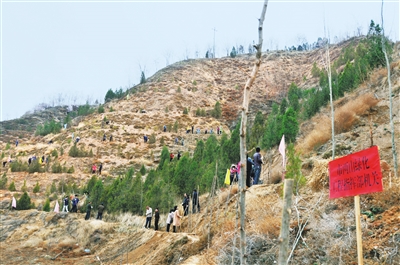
[
  {"xmin": 278, "ymin": 179, "xmax": 294, "ymax": 265},
  {"xmin": 321, "ymin": 22, "xmax": 335, "ymax": 159},
  {"xmin": 326, "ymin": 43, "xmax": 335, "ymax": 160},
  {"xmin": 381, "ymin": 0, "xmax": 398, "ymax": 178},
  {"xmin": 239, "ymin": 1, "xmax": 269, "ymax": 264}
]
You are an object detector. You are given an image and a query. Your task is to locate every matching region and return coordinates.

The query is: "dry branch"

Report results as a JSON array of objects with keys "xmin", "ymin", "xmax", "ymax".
[{"xmin": 238, "ymin": 1, "xmax": 269, "ymax": 264}]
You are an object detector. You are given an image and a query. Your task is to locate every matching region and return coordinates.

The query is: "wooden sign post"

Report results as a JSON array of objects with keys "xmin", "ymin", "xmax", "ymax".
[{"xmin": 328, "ymin": 146, "xmax": 383, "ymax": 265}]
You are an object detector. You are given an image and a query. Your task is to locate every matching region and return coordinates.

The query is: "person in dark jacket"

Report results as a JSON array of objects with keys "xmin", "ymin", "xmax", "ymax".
[
  {"xmin": 85, "ymin": 202, "xmax": 93, "ymax": 220},
  {"xmin": 97, "ymin": 203, "xmax": 105, "ymax": 220},
  {"xmin": 154, "ymin": 208, "xmax": 160, "ymax": 230},
  {"xmin": 98, "ymin": 163, "xmax": 103, "ymax": 175},
  {"xmin": 71, "ymin": 194, "xmax": 79, "ymax": 213},
  {"xmin": 253, "ymin": 147, "xmax": 263, "ymax": 185},
  {"xmin": 246, "ymin": 155, "xmax": 254, "ymax": 188},
  {"xmin": 192, "ymin": 189, "xmax": 200, "ymax": 213},
  {"xmin": 182, "ymin": 193, "xmax": 189, "ymax": 216}
]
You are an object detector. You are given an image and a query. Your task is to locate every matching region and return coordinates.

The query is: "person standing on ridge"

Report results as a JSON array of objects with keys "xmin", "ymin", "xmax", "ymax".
[
  {"xmin": 97, "ymin": 203, "xmax": 105, "ymax": 220},
  {"xmin": 253, "ymin": 147, "xmax": 263, "ymax": 185},
  {"xmin": 154, "ymin": 208, "xmax": 160, "ymax": 231},
  {"xmin": 182, "ymin": 193, "xmax": 189, "ymax": 216},
  {"xmin": 71, "ymin": 194, "xmax": 79, "ymax": 213},
  {"xmin": 166, "ymin": 209, "xmax": 174, "ymax": 232},
  {"xmin": 91, "ymin": 164, "xmax": 97, "ymax": 174},
  {"xmin": 98, "ymin": 163, "xmax": 103, "ymax": 175},
  {"xmin": 172, "ymin": 206, "xmax": 182, "ymax": 233},
  {"xmin": 144, "ymin": 206, "xmax": 152, "ymax": 229},
  {"xmin": 246, "ymin": 155, "xmax": 254, "ymax": 188},
  {"xmin": 62, "ymin": 196, "xmax": 69, "ymax": 212},
  {"xmin": 85, "ymin": 201, "xmax": 93, "ymax": 220},
  {"xmin": 192, "ymin": 189, "xmax": 200, "ymax": 213}
]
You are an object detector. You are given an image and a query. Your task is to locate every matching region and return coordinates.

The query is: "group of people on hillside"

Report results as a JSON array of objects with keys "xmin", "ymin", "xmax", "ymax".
[
  {"xmin": 60, "ymin": 194, "xmax": 105, "ymax": 220},
  {"xmin": 174, "ymin": 137, "xmax": 184, "ymax": 146},
  {"xmin": 169, "ymin": 151, "xmax": 181, "ymax": 161},
  {"xmin": 27, "ymin": 155, "xmax": 48, "ymax": 166},
  {"xmin": 102, "ymin": 133, "xmax": 112, "ymax": 142},
  {"xmin": 185, "ymin": 126, "xmax": 222, "ymax": 135},
  {"xmin": 91, "ymin": 163, "xmax": 103, "ymax": 175},
  {"xmin": 228, "ymin": 147, "xmax": 263, "ymax": 186},
  {"xmin": 144, "ymin": 189, "xmax": 200, "ymax": 233}
]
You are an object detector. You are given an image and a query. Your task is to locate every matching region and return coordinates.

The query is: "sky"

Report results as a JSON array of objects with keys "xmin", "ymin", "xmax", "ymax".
[{"xmin": 1, "ymin": 0, "xmax": 399, "ymax": 121}]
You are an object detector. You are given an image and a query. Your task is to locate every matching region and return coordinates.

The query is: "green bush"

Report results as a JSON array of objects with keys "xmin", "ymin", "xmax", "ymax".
[
  {"xmin": 35, "ymin": 120, "xmax": 62, "ymax": 136},
  {"xmin": 69, "ymin": 143, "xmax": 92, "ymax": 157},
  {"xmin": 0, "ymin": 173, "xmax": 7, "ymax": 189},
  {"xmin": 8, "ymin": 181, "xmax": 16, "ymax": 191},
  {"xmin": 311, "ymin": 62, "xmax": 320, "ymax": 77},
  {"xmin": 104, "ymin": 88, "xmax": 116, "ymax": 102},
  {"xmin": 149, "ymin": 133, "xmax": 156, "ymax": 144},
  {"xmin": 286, "ymin": 143, "xmax": 306, "ymax": 194},
  {"xmin": 33, "ymin": 181, "xmax": 40, "ymax": 193},
  {"xmin": 67, "ymin": 166, "xmax": 75, "ymax": 173},
  {"xmin": 98, "ymin": 105, "xmax": 105, "ymax": 114},
  {"xmin": 51, "ymin": 162, "xmax": 62, "ymax": 173},
  {"xmin": 140, "ymin": 71, "xmax": 146, "ymax": 84},
  {"xmin": 77, "ymin": 102, "xmax": 94, "ymax": 116},
  {"xmin": 140, "ymin": 164, "xmax": 146, "ymax": 175},
  {"xmin": 21, "ymin": 180, "xmax": 28, "ymax": 192},
  {"xmin": 17, "ymin": 192, "xmax": 31, "ymax": 210},
  {"xmin": 5, "ymin": 143, "xmax": 11, "ymax": 150},
  {"xmin": 28, "ymin": 160, "xmax": 43, "ymax": 173},
  {"xmin": 211, "ymin": 101, "xmax": 222, "ymax": 118},
  {"xmin": 10, "ymin": 160, "xmax": 28, "ymax": 172},
  {"xmin": 183, "ymin": 107, "xmax": 189, "ymax": 115},
  {"xmin": 50, "ymin": 181, "xmax": 57, "ymax": 193},
  {"xmin": 43, "ymin": 198, "xmax": 50, "ymax": 212},
  {"xmin": 173, "ymin": 121, "xmax": 179, "ymax": 133}
]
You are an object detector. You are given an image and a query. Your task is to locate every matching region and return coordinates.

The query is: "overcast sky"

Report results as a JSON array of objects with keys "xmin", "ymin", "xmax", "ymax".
[{"xmin": 1, "ymin": 0, "xmax": 399, "ymax": 121}]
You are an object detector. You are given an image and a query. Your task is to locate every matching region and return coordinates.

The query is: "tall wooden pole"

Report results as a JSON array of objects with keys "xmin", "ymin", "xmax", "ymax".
[
  {"xmin": 278, "ymin": 179, "xmax": 293, "ymax": 265},
  {"xmin": 381, "ymin": 0, "xmax": 398, "ymax": 178},
  {"xmin": 354, "ymin": 195, "xmax": 364, "ymax": 265},
  {"xmin": 239, "ymin": 1, "xmax": 269, "ymax": 264}
]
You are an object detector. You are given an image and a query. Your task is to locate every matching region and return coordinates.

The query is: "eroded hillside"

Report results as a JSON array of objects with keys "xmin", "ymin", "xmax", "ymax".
[{"xmin": 1, "ymin": 39, "xmax": 400, "ymax": 265}]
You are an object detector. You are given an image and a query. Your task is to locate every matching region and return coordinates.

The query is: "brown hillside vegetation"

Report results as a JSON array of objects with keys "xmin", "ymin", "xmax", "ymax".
[{"xmin": 0, "ymin": 40, "xmax": 400, "ymax": 264}]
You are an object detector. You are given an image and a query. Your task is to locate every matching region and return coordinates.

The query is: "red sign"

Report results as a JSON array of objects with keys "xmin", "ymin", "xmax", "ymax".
[{"xmin": 329, "ymin": 146, "xmax": 383, "ymax": 199}]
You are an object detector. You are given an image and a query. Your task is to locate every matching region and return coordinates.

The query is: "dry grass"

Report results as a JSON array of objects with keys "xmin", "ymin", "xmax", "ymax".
[
  {"xmin": 298, "ymin": 93, "xmax": 379, "ymax": 153},
  {"xmin": 308, "ymin": 159, "xmax": 330, "ymax": 192}
]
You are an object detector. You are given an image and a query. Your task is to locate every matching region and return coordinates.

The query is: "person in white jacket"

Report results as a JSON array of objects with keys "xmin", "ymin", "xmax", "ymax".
[
  {"xmin": 166, "ymin": 209, "xmax": 175, "ymax": 232},
  {"xmin": 144, "ymin": 206, "xmax": 152, "ymax": 229}
]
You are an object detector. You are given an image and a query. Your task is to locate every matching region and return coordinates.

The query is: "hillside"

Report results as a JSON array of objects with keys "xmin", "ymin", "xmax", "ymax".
[{"xmin": 0, "ymin": 38, "xmax": 400, "ymax": 265}]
